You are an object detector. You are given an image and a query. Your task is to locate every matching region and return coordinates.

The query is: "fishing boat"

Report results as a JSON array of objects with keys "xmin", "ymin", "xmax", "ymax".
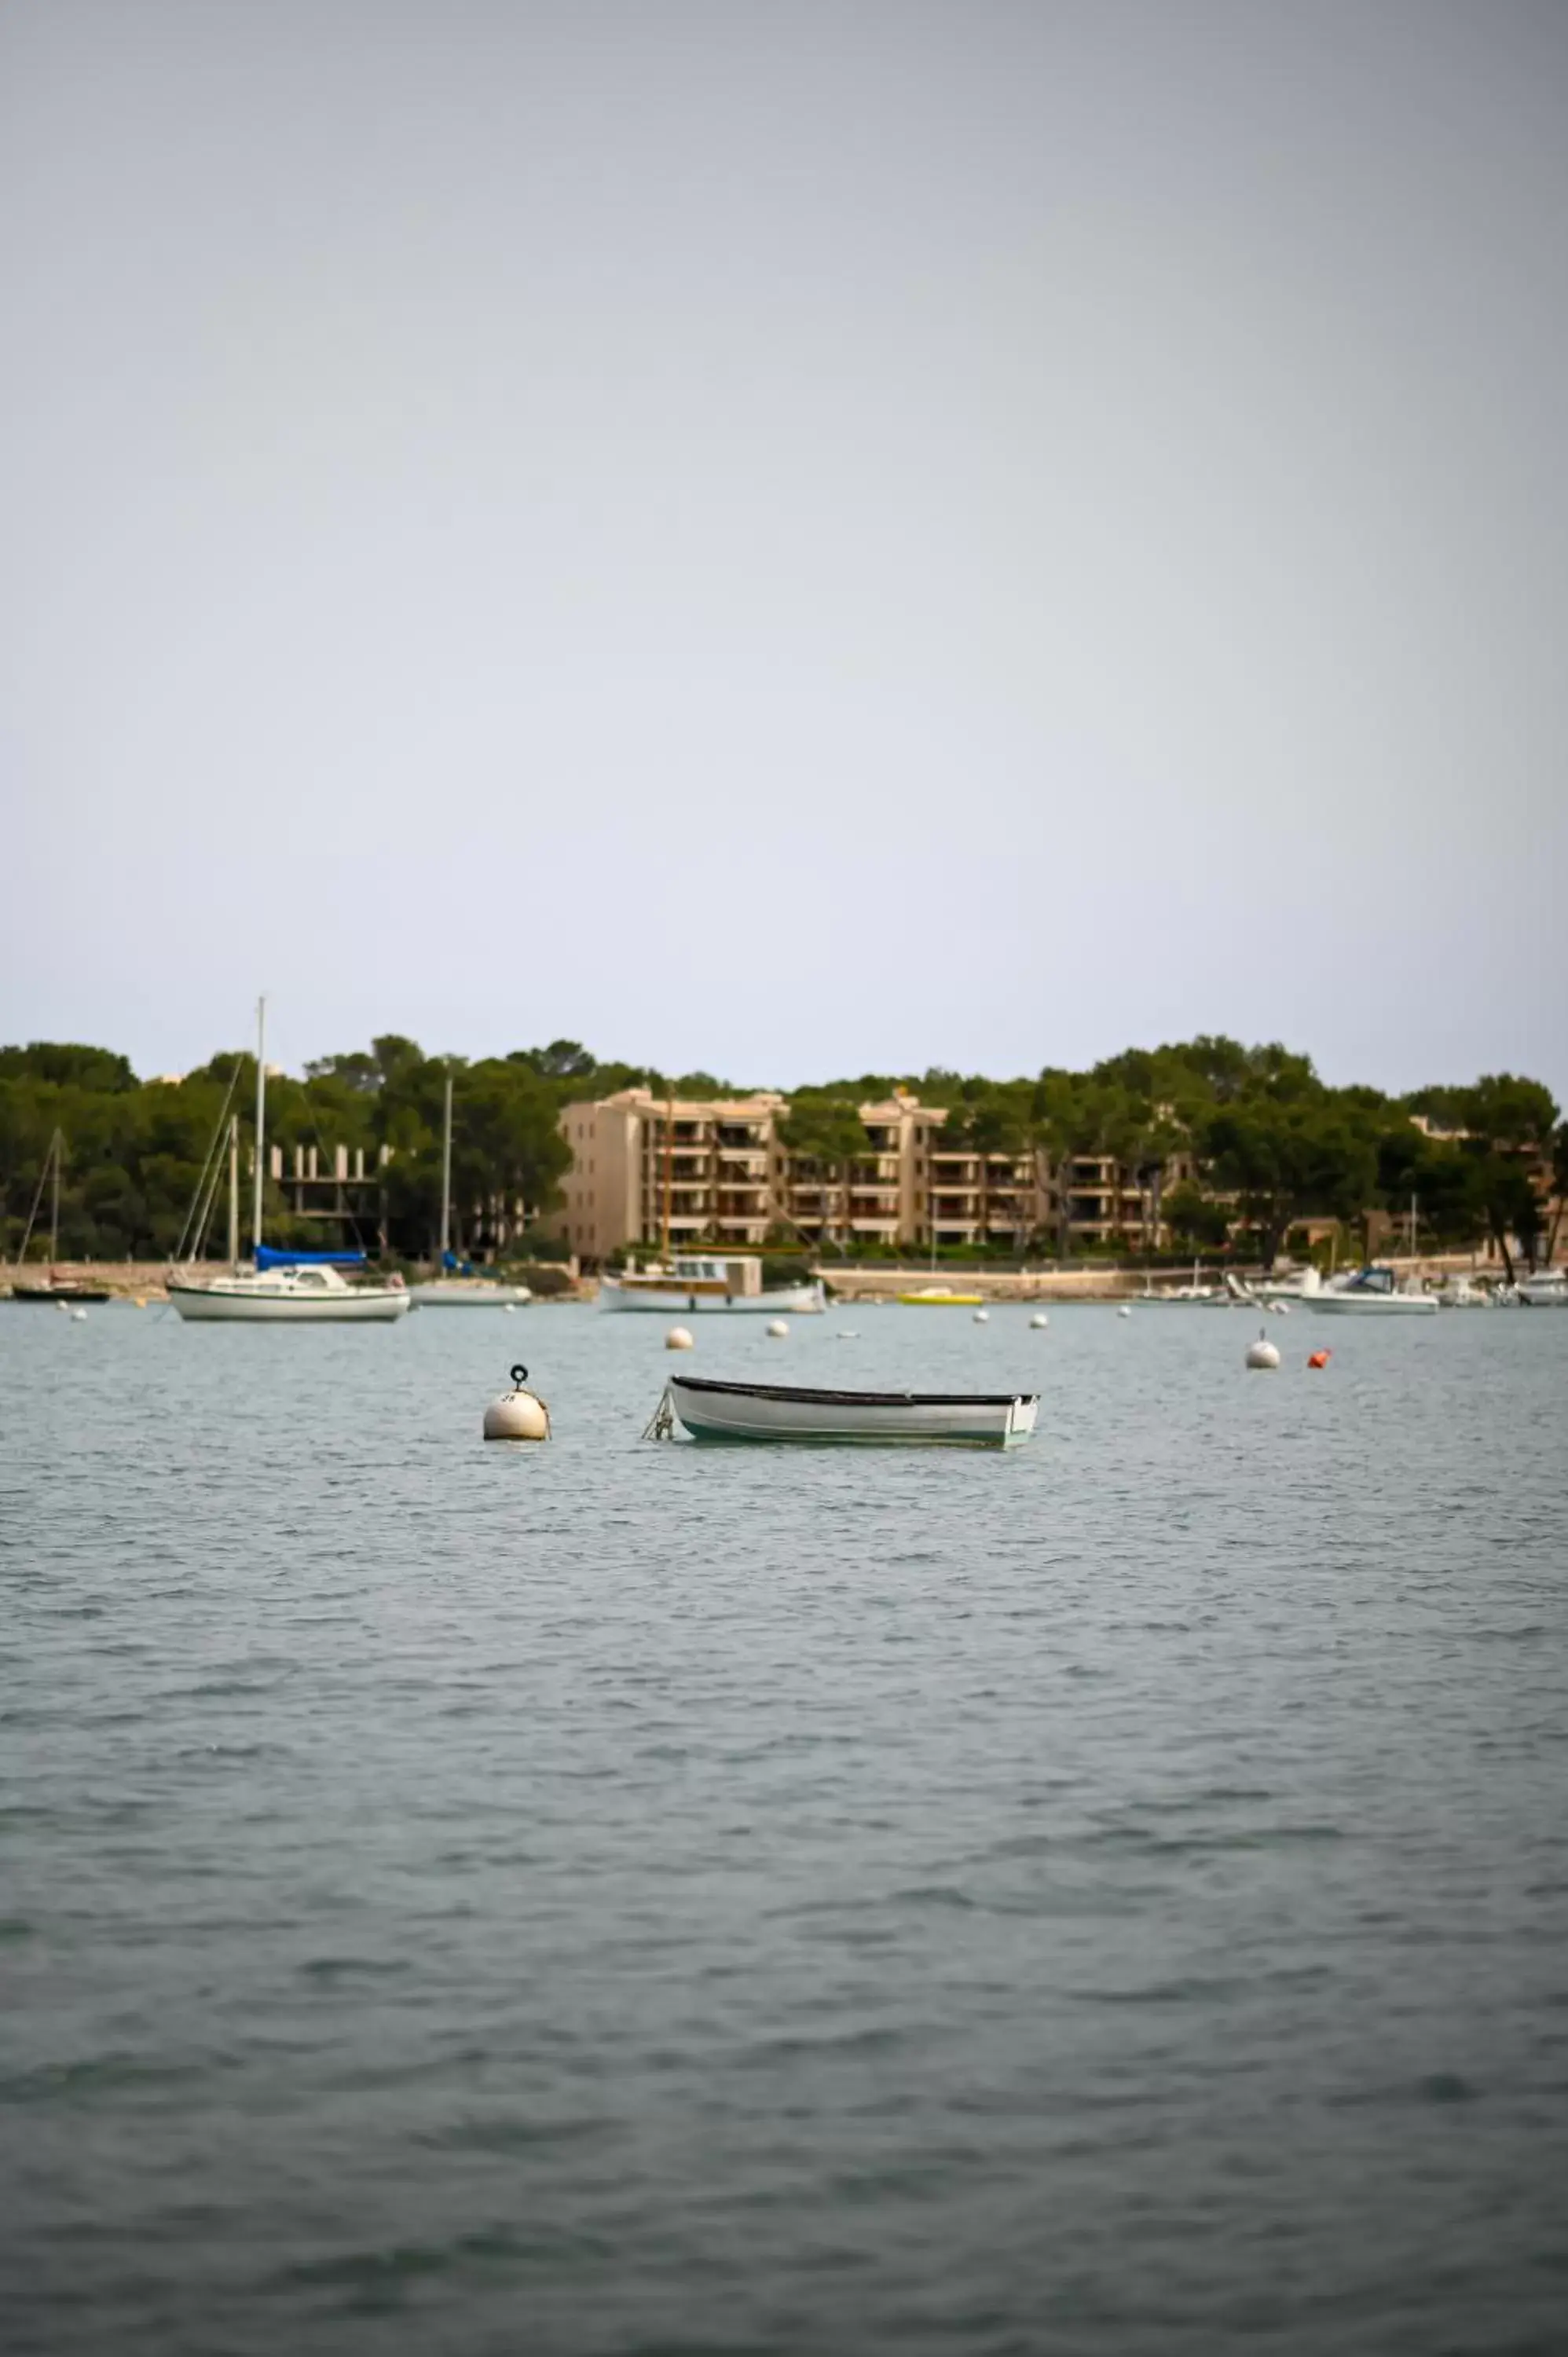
[
  {"xmin": 167, "ymin": 999, "xmax": 409, "ymax": 1325},
  {"xmin": 1518, "ymin": 1268, "xmax": 1568, "ymax": 1307},
  {"xmin": 1304, "ymin": 1266, "xmax": 1436, "ymax": 1316},
  {"xmin": 661, "ymin": 1373, "xmax": 1039, "ymax": 1446},
  {"xmin": 598, "ymin": 1255, "xmax": 824, "ymax": 1314},
  {"xmin": 7, "ymin": 1131, "xmax": 112, "ymax": 1299},
  {"xmin": 896, "ymin": 1285, "xmax": 984, "ymax": 1307}
]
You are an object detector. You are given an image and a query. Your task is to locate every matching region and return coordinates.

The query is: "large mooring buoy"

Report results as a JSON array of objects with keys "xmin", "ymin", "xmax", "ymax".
[{"xmin": 483, "ymin": 1365, "xmax": 551, "ymax": 1439}]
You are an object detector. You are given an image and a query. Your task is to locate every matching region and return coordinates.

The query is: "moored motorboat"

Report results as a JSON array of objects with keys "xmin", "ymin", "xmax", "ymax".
[
  {"xmin": 1305, "ymin": 1266, "xmax": 1437, "ymax": 1315},
  {"xmin": 662, "ymin": 1373, "xmax": 1039, "ymax": 1446},
  {"xmin": 599, "ymin": 1255, "xmax": 824, "ymax": 1314},
  {"xmin": 1518, "ymin": 1268, "xmax": 1568, "ymax": 1307},
  {"xmin": 896, "ymin": 1286, "xmax": 984, "ymax": 1306}
]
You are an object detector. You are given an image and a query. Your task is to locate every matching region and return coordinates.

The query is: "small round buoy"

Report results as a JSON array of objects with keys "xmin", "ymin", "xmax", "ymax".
[
  {"xmin": 1029, "ymin": 1311, "xmax": 1049, "ymax": 1329},
  {"xmin": 665, "ymin": 1325, "xmax": 694, "ymax": 1351},
  {"xmin": 1246, "ymin": 1329, "xmax": 1281, "ymax": 1371},
  {"xmin": 836, "ymin": 1329, "xmax": 859, "ymax": 1340},
  {"xmin": 1307, "ymin": 1348, "xmax": 1331, "ymax": 1369},
  {"xmin": 1117, "ymin": 1305, "xmax": 1132, "ymax": 1319},
  {"xmin": 1271, "ymin": 1301, "xmax": 1291, "ymax": 1317},
  {"xmin": 504, "ymin": 1303, "xmax": 518, "ymax": 1314},
  {"xmin": 482, "ymin": 1364, "xmax": 551, "ymax": 1440},
  {"xmin": 71, "ymin": 1307, "xmax": 88, "ymax": 1322},
  {"xmin": 973, "ymin": 1308, "xmax": 989, "ymax": 1324},
  {"xmin": 766, "ymin": 1319, "xmax": 789, "ymax": 1338}
]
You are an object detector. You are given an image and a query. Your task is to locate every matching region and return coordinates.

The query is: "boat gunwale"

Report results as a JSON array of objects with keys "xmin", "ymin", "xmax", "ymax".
[{"xmin": 669, "ymin": 1375, "xmax": 1038, "ymax": 1409}]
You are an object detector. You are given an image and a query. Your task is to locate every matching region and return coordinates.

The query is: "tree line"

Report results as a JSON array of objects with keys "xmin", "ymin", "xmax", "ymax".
[{"xmin": 2, "ymin": 1032, "xmax": 1563, "ymax": 1272}]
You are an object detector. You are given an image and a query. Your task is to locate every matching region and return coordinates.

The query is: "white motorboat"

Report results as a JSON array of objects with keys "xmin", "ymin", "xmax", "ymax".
[
  {"xmin": 599, "ymin": 1255, "xmax": 825, "ymax": 1315},
  {"xmin": 662, "ymin": 1373, "xmax": 1039, "ymax": 1446},
  {"xmin": 1304, "ymin": 1266, "xmax": 1436, "ymax": 1316},
  {"xmin": 410, "ymin": 1277, "xmax": 533, "ymax": 1308},
  {"xmin": 1518, "ymin": 1268, "xmax": 1568, "ymax": 1307},
  {"xmin": 167, "ymin": 998, "xmax": 409, "ymax": 1325},
  {"xmin": 169, "ymin": 1259, "xmax": 410, "ymax": 1322}
]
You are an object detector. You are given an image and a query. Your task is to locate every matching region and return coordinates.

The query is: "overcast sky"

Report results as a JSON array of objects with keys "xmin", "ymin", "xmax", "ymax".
[{"xmin": 3, "ymin": 0, "xmax": 1565, "ymax": 1098}]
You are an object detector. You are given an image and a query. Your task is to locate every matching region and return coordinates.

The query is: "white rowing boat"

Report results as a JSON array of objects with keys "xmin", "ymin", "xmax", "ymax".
[{"xmin": 663, "ymin": 1374, "xmax": 1039, "ymax": 1446}]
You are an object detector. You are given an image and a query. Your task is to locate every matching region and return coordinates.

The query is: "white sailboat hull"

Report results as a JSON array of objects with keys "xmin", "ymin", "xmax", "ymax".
[
  {"xmin": 599, "ymin": 1277, "xmax": 826, "ymax": 1315},
  {"xmin": 667, "ymin": 1375, "xmax": 1038, "ymax": 1446},
  {"xmin": 168, "ymin": 1279, "xmax": 410, "ymax": 1323}
]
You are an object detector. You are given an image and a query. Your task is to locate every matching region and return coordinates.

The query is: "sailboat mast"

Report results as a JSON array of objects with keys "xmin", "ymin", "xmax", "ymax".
[
  {"xmin": 49, "ymin": 1129, "xmax": 61, "ymax": 1264},
  {"xmin": 252, "ymin": 995, "xmax": 266, "ymax": 1255},
  {"xmin": 439, "ymin": 1069, "xmax": 453, "ymax": 1266},
  {"xmin": 228, "ymin": 1115, "xmax": 240, "ymax": 1266}
]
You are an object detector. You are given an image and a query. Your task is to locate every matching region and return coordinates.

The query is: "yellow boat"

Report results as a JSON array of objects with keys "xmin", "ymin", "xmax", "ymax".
[{"xmin": 896, "ymin": 1286, "xmax": 985, "ymax": 1306}]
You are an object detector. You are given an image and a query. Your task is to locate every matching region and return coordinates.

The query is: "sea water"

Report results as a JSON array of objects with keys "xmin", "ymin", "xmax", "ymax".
[{"xmin": 2, "ymin": 1299, "xmax": 1566, "ymax": 2355}]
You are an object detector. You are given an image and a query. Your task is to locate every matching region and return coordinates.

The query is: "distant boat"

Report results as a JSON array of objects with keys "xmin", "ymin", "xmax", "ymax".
[
  {"xmin": 1305, "ymin": 1266, "xmax": 1436, "ymax": 1315},
  {"xmin": 7, "ymin": 1129, "xmax": 111, "ymax": 1300},
  {"xmin": 896, "ymin": 1285, "xmax": 984, "ymax": 1307},
  {"xmin": 1518, "ymin": 1268, "xmax": 1568, "ymax": 1307},
  {"xmin": 1434, "ymin": 1274, "xmax": 1489, "ymax": 1307},
  {"xmin": 411, "ymin": 1276, "xmax": 533, "ymax": 1308},
  {"xmin": 169, "ymin": 1255, "xmax": 409, "ymax": 1323},
  {"xmin": 408, "ymin": 1070, "xmax": 533, "ymax": 1307},
  {"xmin": 167, "ymin": 998, "xmax": 409, "ymax": 1325},
  {"xmin": 599, "ymin": 1255, "xmax": 824, "ymax": 1314},
  {"xmin": 663, "ymin": 1373, "xmax": 1039, "ymax": 1446}
]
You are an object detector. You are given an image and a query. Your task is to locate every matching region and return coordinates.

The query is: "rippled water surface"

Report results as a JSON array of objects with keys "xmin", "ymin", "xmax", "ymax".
[{"xmin": 3, "ymin": 1298, "xmax": 1566, "ymax": 2355}]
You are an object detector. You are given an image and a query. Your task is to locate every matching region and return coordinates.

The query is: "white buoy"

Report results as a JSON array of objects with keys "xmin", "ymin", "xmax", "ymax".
[
  {"xmin": 1246, "ymin": 1329, "xmax": 1281, "ymax": 1371},
  {"xmin": 665, "ymin": 1325, "xmax": 694, "ymax": 1351},
  {"xmin": 837, "ymin": 1329, "xmax": 859, "ymax": 1339},
  {"xmin": 1117, "ymin": 1305, "xmax": 1132, "ymax": 1318},
  {"xmin": 973, "ymin": 1308, "xmax": 989, "ymax": 1324},
  {"xmin": 766, "ymin": 1318, "xmax": 789, "ymax": 1338},
  {"xmin": 482, "ymin": 1363, "xmax": 551, "ymax": 1439},
  {"xmin": 1273, "ymin": 1301, "xmax": 1291, "ymax": 1316},
  {"xmin": 1029, "ymin": 1311, "xmax": 1049, "ymax": 1329},
  {"xmin": 71, "ymin": 1307, "xmax": 88, "ymax": 1322}
]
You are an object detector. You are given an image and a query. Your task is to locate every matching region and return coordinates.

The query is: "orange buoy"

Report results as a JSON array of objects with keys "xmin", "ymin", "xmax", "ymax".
[{"xmin": 1307, "ymin": 1349, "xmax": 1331, "ymax": 1369}]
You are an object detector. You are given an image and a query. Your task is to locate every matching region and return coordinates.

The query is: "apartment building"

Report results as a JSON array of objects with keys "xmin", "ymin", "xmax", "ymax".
[{"xmin": 554, "ymin": 1086, "xmax": 1186, "ymax": 1260}]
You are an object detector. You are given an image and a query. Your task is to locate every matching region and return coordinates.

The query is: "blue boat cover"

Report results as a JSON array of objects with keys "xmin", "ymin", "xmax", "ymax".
[{"xmin": 254, "ymin": 1244, "xmax": 366, "ymax": 1270}]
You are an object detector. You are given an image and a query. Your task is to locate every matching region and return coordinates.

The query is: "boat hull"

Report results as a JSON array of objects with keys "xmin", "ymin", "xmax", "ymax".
[
  {"xmin": 1518, "ymin": 1277, "xmax": 1568, "ymax": 1307},
  {"xmin": 599, "ymin": 1277, "xmax": 825, "ymax": 1314},
  {"xmin": 9, "ymin": 1284, "xmax": 112, "ymax": 1303},
  {"xmin": 667, "ymin": 1375, "xmax": 1038, "ymax": 1446},
  {"xmin": 167, "ymin": 1281, "xmax": 410, "ymax": 1323},
  {"xmin": 1309, "ymin": 1294, "xmax": 1436, "ymax": 1316},
  {"xmin": 409, "ymin": 1282, "xmax": 533, "ymax": 1307}
]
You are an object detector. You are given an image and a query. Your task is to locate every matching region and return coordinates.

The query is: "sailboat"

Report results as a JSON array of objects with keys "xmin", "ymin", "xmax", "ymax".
[
  {"xmin": 408, "ymin": 1072, "xmax": 532, "ymax": 1307},
  {"xmin": 167, "ymin": 999, "xmax": 410, "ymax": 1324},
  {"xmin": 8, "ymin": 1131, "xmax": 112, "ymax": 1300}
]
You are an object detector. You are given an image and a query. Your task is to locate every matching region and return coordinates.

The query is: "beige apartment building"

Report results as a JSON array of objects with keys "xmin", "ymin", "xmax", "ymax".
[{"xmin": 555, "ymin": 1086, "xmax": 1183, "ymax": 1261}]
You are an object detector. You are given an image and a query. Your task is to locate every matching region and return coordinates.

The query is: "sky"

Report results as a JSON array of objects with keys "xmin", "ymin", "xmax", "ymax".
[{"xmin": 3, "ymin": 0, "xmax": 1566, "ymax": 1099}]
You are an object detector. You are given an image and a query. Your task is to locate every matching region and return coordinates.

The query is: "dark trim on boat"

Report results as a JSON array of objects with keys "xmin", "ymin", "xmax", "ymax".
[{"xmin": 669, "ymin": 1376, "xmax": 1035, "ymax": 1409}]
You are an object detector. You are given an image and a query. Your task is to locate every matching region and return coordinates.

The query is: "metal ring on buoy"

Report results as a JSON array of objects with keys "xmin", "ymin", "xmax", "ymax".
[{"xmin": 510, "ymin": 1365, "xmax": 528, "ymax": 1388}]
